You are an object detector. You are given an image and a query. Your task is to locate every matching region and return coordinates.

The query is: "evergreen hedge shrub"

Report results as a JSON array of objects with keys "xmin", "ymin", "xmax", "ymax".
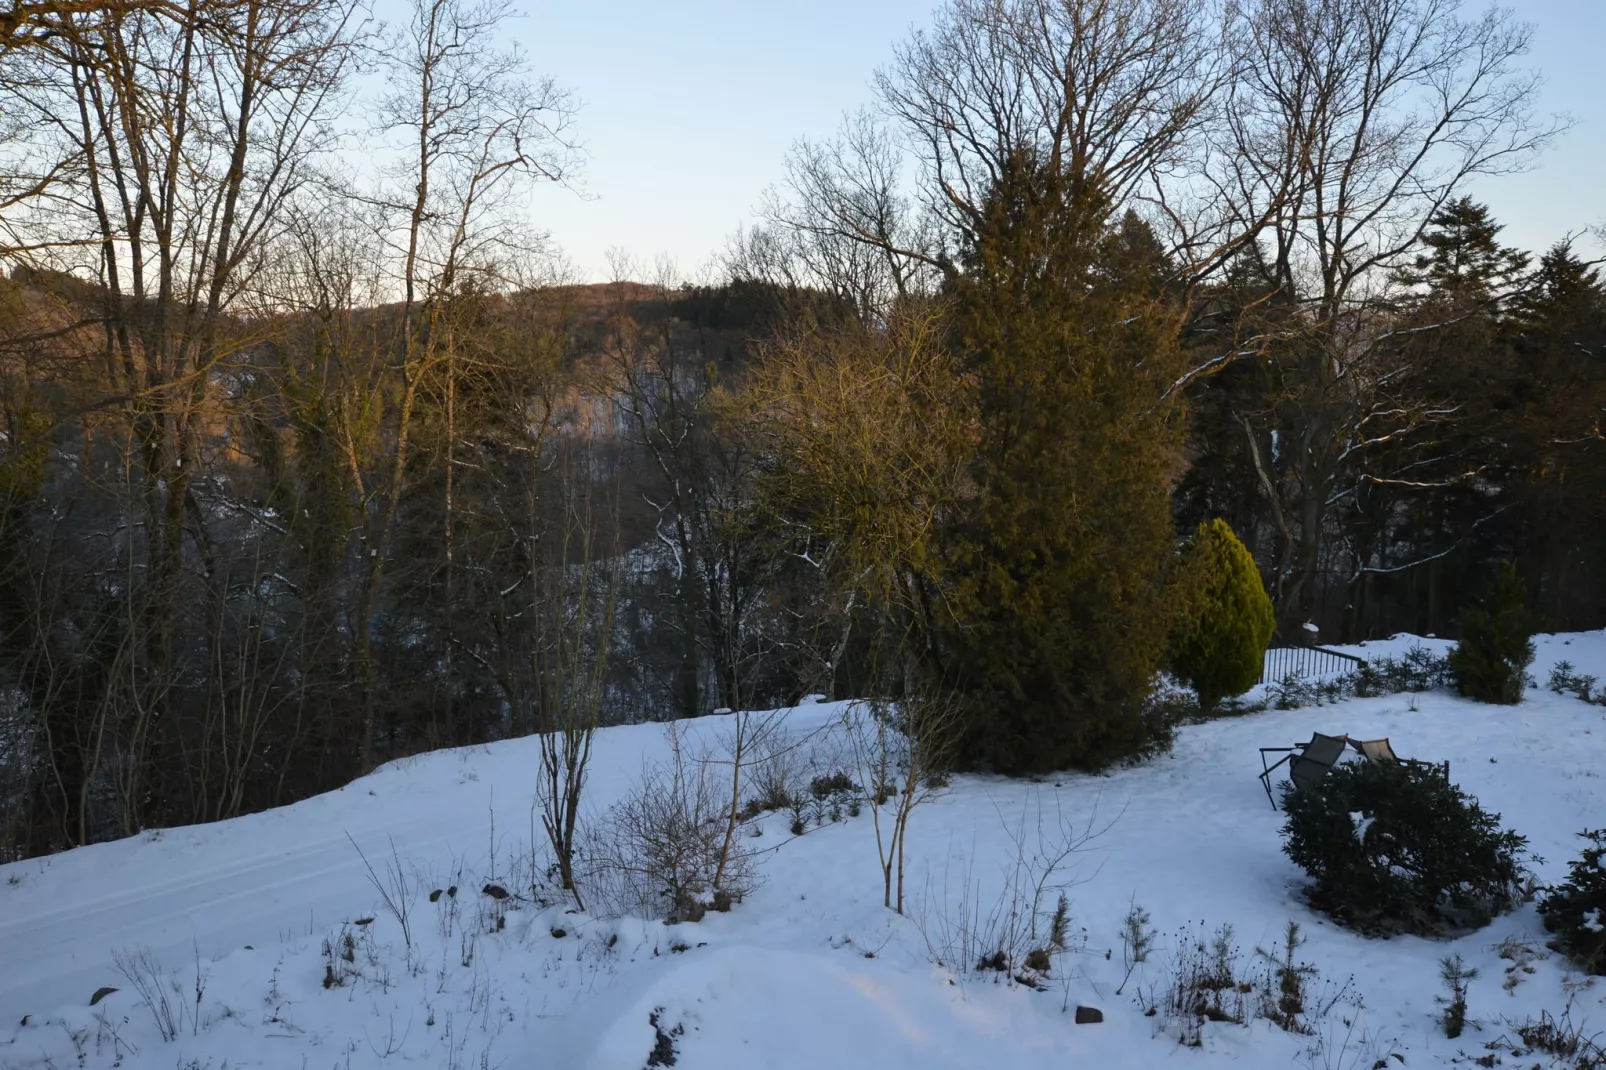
[{"xmin": 1280, "ymin": 759, "xmax": 1528, "ymax": 936}]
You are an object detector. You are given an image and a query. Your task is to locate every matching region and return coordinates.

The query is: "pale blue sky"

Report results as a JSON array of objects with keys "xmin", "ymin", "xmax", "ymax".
[{"xmin": 513, "ymin": 0, "xmax": 1605, "ymax": 282}]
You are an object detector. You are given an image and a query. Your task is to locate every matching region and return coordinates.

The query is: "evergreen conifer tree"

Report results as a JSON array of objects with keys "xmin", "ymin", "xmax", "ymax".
[
  {"xmin": 1449, "ymin": 561, "xmax": 1535, "ymax": 704},
  {"xmin": 1393, "ymin": 197, "xmax": 1529, "ymax": 305},
  {"xmin": 1509, "ymin": 240, "xmax": 1604, "ymax": 343},
  {"xmin": 929, "ymin": 151, "xmax": 1188, "ymax": 773}
]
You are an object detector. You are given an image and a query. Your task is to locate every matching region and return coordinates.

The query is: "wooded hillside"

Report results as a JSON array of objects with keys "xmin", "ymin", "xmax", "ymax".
[{"xmin": 2, "ymin": 0, "xmax": 1602, "ymax": 861}]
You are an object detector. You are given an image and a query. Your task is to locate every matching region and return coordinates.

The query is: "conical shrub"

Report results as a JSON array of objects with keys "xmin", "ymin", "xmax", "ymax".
[{"xmin": 1171, "ymin": 519, "xmax": 1275, "ymax": 712}]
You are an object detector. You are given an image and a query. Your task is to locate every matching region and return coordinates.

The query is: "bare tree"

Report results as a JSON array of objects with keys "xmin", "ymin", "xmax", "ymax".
[
  {"xmin": 0, "ymin": 0, "xmax": 362, "ymax": 836},
  {"xmin": 744, "ymin": 299, "xmax": 974, "ymax": 681},
  {"xmin": 0, "ymin": 0, "xmax": 581, "ymax": 850},
  {"xmin": 755, "ymin": 0, "xmax": 1224, "ymax": 315},
  {"xmin": 753, "ymin": 111, "xmax": 944, "ymax": 318},
  {"xmin": 744, "ymin": 300, "xmax": 971, "ymax": 913},
  {"xmin": 532, "ymin": 494, "xmax": 618, "ymax": 912},
  {"xmin": 0, "ymin": 0, "xmax": 251, "ymax": 52},
  {"xmin": 605, "ymin": 270, "xmax": 758, "ymax": 718},
  {"xmin": 709, "ymin": 705, "xmax": 786, "ymax": 895},
  {"xmin": 880, "ymin": 0, "xmax": 1220, "ymax": 243},
  {"xmin": 349, "ymin": 0, "xmax": 578, "ymax": 769},
  {"xmin": 1195, "ymin": 0, "xmax": 1559, "ymax": 629}
]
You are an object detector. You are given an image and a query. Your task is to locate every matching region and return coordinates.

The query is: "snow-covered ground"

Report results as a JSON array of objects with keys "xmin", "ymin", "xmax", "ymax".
[{"xmin": 2, "ymin": 633, "xmax": 1604, "ymax": 1069}]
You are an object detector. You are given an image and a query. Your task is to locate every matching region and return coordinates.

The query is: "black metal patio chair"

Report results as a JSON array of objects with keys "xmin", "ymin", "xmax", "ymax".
[{"xmin": 1258, "ymin": 732, "xmax": 1350, "ymax": 809}]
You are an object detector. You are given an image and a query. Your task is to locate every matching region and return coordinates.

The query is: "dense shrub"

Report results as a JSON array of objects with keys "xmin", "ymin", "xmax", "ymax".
[
  {"xmin": 1171, "ymin": 519, "xmax": 1275, "ymax": 712},
  {"xmin": 809, "ymin": 771, "xmax": 859, "ymax": 799},
  {"xmin": 1450, "ymin": 562, "xmax": 1536, "ymax": 704},
  {"xmin": 1537, "ymin": 830, "xmax": 1606, "ymax": 974},
  {"xmin": 1280, "ymin": 759, "xmax": 1528, "ymax": 935}
]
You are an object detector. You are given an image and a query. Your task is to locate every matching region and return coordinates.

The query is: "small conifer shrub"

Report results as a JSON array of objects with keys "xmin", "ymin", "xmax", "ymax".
[
  {"xmin": 1171, "ymin": 519, "xmax": 1275, "ymax": 712},
  {"xmin": 1449, "ymin": 561, "xmax": 1535, "ymax": 704},
  {"xmin": 1280, "ymin": 759, "xmax": 1528, "ymax": 936},
  {"xmin": 1437, "ymin": 954, "xmax": 1477, "ymax": 1038},
  {"xmin": 1537, "ymin": 829, "xmax": 1606, "ymax": 974}
]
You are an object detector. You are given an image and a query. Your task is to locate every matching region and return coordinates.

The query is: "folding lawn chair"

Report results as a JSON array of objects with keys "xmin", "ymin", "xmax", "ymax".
[
  {"xmin": 1348, "ymin": 736, "xmax": 1450, "ymax": 778},
  {"xmin": 1258, "ymin": 734, "xmax": 1450, "ymax": 808},
  {"xmin": 1258, "ymin": 732, "xmax": 1350, "ymax": 809},
  {"xmin": 1348, "ymin": 737, "xmax": 1399, "ymax": 763}
]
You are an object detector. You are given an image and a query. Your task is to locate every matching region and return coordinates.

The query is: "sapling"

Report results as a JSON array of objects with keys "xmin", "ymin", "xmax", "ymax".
[
  {"xmin": 788, "ymin": 795, "xmax": 807, "ymax": 837},
  {"xmin": 1049, "ymin": 893, "xmax": 1072, "ymax": 951},
  {"xmin": 1438, "ymin": 954, "xmax": 1478, "ymax": 1038},
  {"xmin": 844, "ymin": 686, "xmax": 961, "ymax": 914},
  {"xmin": 1116, "ymin": 900, "xmax": 1156, "ymax": 995},
  {"xmin": 533, "ymin": 503, "xmax": 620, "ymax": 913},
  {"xmin": 1255, "ymin": 920, "xmax": 1316, "ymax": 1032},
  {"xmin": 347, "ymin": 833, "xmax": 415, "ymax": 948}
]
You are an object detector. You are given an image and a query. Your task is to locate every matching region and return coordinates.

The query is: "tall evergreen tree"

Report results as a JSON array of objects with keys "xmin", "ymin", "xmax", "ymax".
[
  {"xmin": 1394, "ymin": 197, "xmax": 1530, "ymax": 304},
  {"xmin": 1505, "ymin": 243, "xmax": 1606, "ymax": 625},
  {"xmin": 930, "ymin": 153, "xmax": 1189, "ymax": 773},
  {"xmin": 1510, "ymin": 241, "xmax": 1604, "ymax": 343},
  {"xmin": 1351, "ymin": 201, "xmax": 1530, "ymax": 636}
]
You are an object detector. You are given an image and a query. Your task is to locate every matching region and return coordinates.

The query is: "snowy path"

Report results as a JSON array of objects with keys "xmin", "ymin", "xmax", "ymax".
[{"xmin": 0, "ymin": 722, "xmax": 667, "ymax": 1026}]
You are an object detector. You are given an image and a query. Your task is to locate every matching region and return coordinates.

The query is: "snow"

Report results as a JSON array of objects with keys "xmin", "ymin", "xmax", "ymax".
[{"xmin": 2, "ymin": 633, "xmax": 1605, "ymax": 1069}]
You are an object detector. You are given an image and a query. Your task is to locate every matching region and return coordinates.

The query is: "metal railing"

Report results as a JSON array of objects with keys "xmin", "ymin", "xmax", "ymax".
[{"xmin": 1259, "ymin": 644, "xmax": 1367, "ymax": 685}]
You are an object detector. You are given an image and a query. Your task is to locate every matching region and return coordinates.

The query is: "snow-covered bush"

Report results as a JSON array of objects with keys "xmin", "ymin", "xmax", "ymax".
[
  {"xmin": 1138, "ymin": 678, "xmax": 1196, "ymax": 741},
  {"xmin": 1537, "ymin": 829, "xmax": 1606, "ymax": 974},
  {"xmin": 1280, "ymin": 759, "xmax": 1528, "ymax": 935},
  {"xmin": 809, "ymin": 770, "xmax": 858, "ymax": 800},
  {"xmin": 1449, "ymin": 561, "xmax": 1536, "ymax": 704}
]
